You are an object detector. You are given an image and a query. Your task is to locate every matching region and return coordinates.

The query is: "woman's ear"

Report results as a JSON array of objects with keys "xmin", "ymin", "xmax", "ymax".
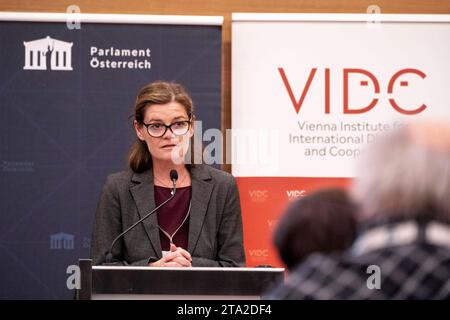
[{"xmin": 134, "ymin": 120, "xmax": 146, "ymax": 141}]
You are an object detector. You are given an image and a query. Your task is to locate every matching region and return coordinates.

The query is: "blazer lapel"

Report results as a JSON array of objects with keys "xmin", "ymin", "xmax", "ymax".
[
  {"xmin": 188, "ymin": 165, "xmax": 213, "ymax": 253},
  {"xmin": 129, "ymin": 170, "xmax": 162, "ymax": 259}
]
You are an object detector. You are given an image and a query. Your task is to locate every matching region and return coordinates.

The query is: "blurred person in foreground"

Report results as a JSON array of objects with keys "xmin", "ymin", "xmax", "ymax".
[
  {"xmin": 266, "ymin": 121, "xmax": 450, "ymax": 299},
  {"xmin": 273, "ymin": 188, "xmax": 357, "ymax": 272}
]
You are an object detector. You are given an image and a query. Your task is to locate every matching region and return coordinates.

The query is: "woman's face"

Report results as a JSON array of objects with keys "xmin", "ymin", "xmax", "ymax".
[{"xmin": 134, "ymin": 101, "xmax": 193, "ymax": 165}]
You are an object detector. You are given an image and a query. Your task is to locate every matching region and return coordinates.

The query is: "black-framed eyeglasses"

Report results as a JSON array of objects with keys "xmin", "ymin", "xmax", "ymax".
[{"xmin": 141, "ymin": 119, "xmax": 192, "ymax": 138}]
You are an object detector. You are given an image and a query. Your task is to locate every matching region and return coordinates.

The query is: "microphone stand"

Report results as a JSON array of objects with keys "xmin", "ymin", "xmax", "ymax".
[{"xmin": 104, "ymin": 171, "xmax": 178, "ymax": 264}]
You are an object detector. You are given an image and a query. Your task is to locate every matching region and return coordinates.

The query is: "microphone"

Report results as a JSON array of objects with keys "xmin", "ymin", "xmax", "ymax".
[
  {"xmin": 170, "ymin": 169, "xmax": 178, "ymax": 195},
  {"xmin": 104, "ymin": 169, "xmax": 179, "ymax": 264}
]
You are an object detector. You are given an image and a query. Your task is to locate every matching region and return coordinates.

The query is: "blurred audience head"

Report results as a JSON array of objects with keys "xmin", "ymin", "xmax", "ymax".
[
  {"xmin": 273, "ymin": 188, "xmax": 357, "ymax": 271},
  {"xmin": 352, "ymin": 120, "xmax": 450, "ymax": 224}
]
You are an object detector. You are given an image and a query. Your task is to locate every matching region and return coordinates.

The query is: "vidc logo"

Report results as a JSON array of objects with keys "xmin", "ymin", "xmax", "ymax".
[{"xmin": 23, "ymin": 36, "xmax": 73, "ymax": 71}]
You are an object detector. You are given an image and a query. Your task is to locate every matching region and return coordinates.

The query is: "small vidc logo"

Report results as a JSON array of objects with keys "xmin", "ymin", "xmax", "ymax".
[{"xmin": 23, "ymin": 36, "xmax": 73, "ymax": 71}]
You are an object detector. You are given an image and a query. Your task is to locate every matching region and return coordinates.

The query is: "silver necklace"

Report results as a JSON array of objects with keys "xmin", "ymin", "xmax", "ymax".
[
  {"xmin": 157, "ymin": 200, "xmax": 192, "ymax": 246},
  {"xmin": 154, "ymin": 171, "xmax": 189, "ymax": 188}
]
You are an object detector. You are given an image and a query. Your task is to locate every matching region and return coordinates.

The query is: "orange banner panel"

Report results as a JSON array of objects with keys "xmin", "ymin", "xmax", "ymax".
[{"xmin": 236, "ymin": 177, "xmax": 351, "ymax": 267}]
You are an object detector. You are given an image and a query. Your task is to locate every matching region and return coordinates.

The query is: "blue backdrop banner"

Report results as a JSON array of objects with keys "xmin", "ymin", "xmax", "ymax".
[{"xmin": 0, "ymin": 14, "xmax": 222, "ymax": 299}]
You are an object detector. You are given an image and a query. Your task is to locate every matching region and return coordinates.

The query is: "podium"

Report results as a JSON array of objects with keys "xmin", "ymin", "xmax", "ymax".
[{"xmin": 77, "ymin": 259, "xmax": 285, "ymax": 300}]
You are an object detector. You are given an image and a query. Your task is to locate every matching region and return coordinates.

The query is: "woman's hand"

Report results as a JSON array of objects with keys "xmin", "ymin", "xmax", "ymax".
[{"xmin": 148, "ymin": 244, "xmax": 192, "ymax": 267}]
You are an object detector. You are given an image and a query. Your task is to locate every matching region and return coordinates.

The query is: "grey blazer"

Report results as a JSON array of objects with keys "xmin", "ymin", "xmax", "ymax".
[{"xmin": 91, "ymin": 164, "xmax": 246, "ymax": 267}]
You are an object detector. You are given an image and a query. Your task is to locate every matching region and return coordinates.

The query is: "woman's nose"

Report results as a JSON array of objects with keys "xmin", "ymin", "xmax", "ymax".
[{"xmin": 162, "ymin": 127, "xmax": 176, "ymax": 139}]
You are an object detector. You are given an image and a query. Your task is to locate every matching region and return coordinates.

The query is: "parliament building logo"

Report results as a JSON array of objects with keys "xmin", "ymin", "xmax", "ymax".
[
  {"xmin": 50, "ymin": 232, "xmax": 75, "ymax": 250},
  {"xmin": 23, "ymin": 36, "xmax": 73, "ymax": 71}
]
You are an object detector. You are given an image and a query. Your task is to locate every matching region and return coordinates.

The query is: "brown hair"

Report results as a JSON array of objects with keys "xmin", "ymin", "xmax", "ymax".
[
  {"xmin": 128, "ymin": 81, "xmax": 194, "ymax": 173},
  {"xmin": 273, "ymin": 188, "xmax": 357, "ymax": 271}
]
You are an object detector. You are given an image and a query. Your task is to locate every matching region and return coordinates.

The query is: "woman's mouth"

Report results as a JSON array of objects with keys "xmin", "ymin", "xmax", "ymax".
[{"xmin": 161, "ymin": 144, "xmax": 177, "ymax": 149}]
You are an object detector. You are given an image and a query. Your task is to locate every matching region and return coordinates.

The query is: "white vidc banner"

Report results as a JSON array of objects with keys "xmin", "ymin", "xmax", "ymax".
[
  {"xmin": 231, "ymin": 13, "xmax": 450, "ymax": 267},
  {"xmin": 232, "ymin": 13, "xmax": 450, "ymax": 178}
]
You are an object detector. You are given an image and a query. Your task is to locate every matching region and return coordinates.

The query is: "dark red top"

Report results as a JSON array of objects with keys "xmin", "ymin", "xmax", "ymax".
[{"xmin": 154, "ymin": 185, "xmax": 191, "ymax": 251}]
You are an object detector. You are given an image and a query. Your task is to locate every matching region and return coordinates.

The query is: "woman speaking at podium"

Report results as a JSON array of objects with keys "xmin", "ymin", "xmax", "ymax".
[{"xmin": 91, "ymin": 81, "xmax": 245, "ymax": 267}]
